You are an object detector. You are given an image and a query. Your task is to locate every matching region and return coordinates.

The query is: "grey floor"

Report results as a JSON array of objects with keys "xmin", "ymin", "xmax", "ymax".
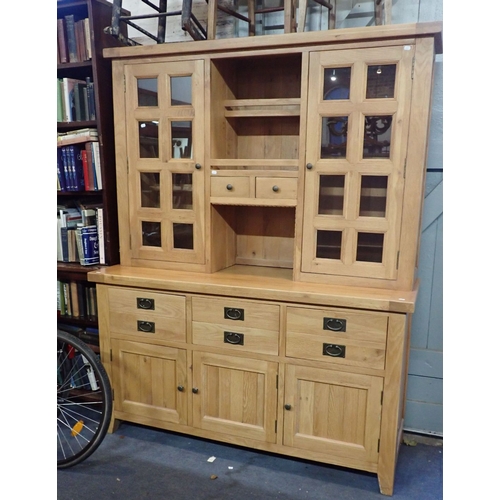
[{"xmin": 57, "ymin": 422, "xmax": 443, "ymax": 499}]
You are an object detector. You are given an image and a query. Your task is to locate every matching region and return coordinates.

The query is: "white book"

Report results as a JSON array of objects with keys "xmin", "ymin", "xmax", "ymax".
[
  {"xmin": 97, "ymin": 207, "xmax": 106, "ymax": 264},
  {"xmin": 91, "ymin": 142, "xmax": 102, "ymax": 190}
]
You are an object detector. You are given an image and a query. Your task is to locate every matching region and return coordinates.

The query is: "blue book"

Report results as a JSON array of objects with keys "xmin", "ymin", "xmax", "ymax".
[
  {"xmin": 80, "ymin": 225, "xmax": 99, "ymax": 265},
  {"xmin": 57, "ymin": 148, "xmax": 67, "ymax": 192},
  {"xmin": 61, "ymin": 147, "xmax": 73, "ymax": 190},
  {"xmin": 68, "ymin": 145, "xmax": 85, "ymax": 192}
]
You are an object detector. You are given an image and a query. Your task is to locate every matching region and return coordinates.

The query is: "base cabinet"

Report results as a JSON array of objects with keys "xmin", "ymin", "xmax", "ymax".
[{"xmin": 94, "ymin": 277, "xmax": 411, "ymax": 495}]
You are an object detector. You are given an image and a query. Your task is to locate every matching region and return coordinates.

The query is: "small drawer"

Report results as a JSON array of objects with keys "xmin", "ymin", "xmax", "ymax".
[
  {"xmin": 256, "ymin": 177, "xmax": 298, "ymax": 200},
  {"xmin": 285, "ymin": 306, "xmax": 388, "ymax": 370},
  {"xmin": 211, "ymin": 176, "xmax": 250, "ymax": 198},
  {"xmin": 107, "ymin": 287, "xmax": 186, "ymax": 342},
  {"xmin": 192, "ymin": 296, "xmax": 280, "ymax": 332},
  {"xmin": 192, "ymin": 322, "xmax": 278, "ymax": 356}
]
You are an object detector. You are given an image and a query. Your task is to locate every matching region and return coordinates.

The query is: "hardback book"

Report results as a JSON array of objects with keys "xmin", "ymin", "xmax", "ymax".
[
  {"xmin": 86, "ymin": 78, "xmax": 96, "ymax": 120},
  {"xmin": 57, "ymin": 18, "xmax": 68, "ymax": 64},
  {"xmin": 91, "ymin": 142, "xmax": 103, "ymax": 190},
  {"xmin": 84, "ymin": 18, "xmax": 92, "ymax": 60},
  {"xmin": 80, "ymin": 225, "xmax": 100, "ymax": 265},
  {"xmin": 96, "ymin": 207, "xmax": 106, "ymax": 264},
  {"xmin": 64, "ymin": 14, "xmax": 78, "ymax": 63},
  {"xmin": 57, "ymin": 148, "xmax": 67, "ymax": 192},
  {"xmin": 85, "ymin": 142, "xmax": 97, "ymax": 190},
  {"xmin": 62, "ymin": 78, "xmax": 86, "ymax": 122}
]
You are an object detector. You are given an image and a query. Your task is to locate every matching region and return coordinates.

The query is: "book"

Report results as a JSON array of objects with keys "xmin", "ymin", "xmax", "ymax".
[
  {"xmin": 86, "ymin": 78, "xmax": 96, "ymax": 120},
  {"xmin": 81, "ymin": 148, "xmax": 91, "ymax": 191},
  {"xmin": 57, "ymin": 79, "xmax": 64, "ymax": 122},
  {"xmin": 57, "ymin": 18, "xmax": 68, "ymax": 64},
  {"xmin": 96, "ymin": 207, "xmax": 106, "ymax": 264},
  {"xmin": 80, "ymin": 225, "xmax": 100, "ymax": 265},
  {"xmin": 64, "ymin": 15, "xmax": 78, "ymax": 63},
  {"xmin": 84, "ymin": 18, "xmax": 92, "ymax": 60},
  {"xmin": 91, "ymin": 142, "xmax": 103, "ymax": 190},
  {"xmin": 62, "ymin": 77, "xmax": 86, "ymax": 122},
  {"xmin": 85, "ymin": 142, "xmax": 96, "ymax": 190},
  {"xmin": 67, "ymin": 145, "xmax": 86, "ymax": 192},
  {"xmin": 57, "ymin": 148, "xmax": 67, "ymax": 192}
]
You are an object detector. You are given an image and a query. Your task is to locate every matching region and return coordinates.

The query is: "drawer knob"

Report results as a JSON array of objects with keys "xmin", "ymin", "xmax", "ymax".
[
  {"xmin": 322, "ymin": 344, "xmax": 346, "ymax": 358},
  {"xmin": 306, "ymin": 163, "xmax": 313, "ymax": 170},
  {"xmin": 226, "ymin": 184, "xmax": 233, "ymax": 190},
  {"xmin": 323, "ymin": 318, "xmax": 347, "ymax": 332},
  {"xmin": 272, "ymin": 185, "xmax": 279, "ymax": 192},
  {"xmin": 224, "ymin": 307, "xmax": 244, "ymax": 321},
  {"xmin": 192, "ymin": 388, "xmax": 199, "ymax": 394},
  {"xmin": 284, "ymin": 404, "xmax": 292, "ymax": 411},
  {"xmin": 137, "ymin": 321, "xmax": 155, "ymax": 333},
  {"xmin": 177, "ymin": 385, "xmax": 184, "ymax": 392},
  {"xmin": 137, "ymin": 298, "xmax": 155, "ymax": 310},
  {"xmin": 195, "ymin": 163, "xmax": 202, "ymax": 169},
  {"xmin": 224, "ymin": 331, "xmax": 244, "ymax": 345}
]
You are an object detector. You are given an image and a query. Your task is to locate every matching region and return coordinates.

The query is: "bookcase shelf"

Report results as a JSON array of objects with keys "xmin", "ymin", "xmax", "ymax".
[{"xmin": 57, "ymin": 0, "xmax": 129, "ymax": 331}]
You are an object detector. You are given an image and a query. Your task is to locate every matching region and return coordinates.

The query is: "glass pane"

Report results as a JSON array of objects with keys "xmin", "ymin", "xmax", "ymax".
[
  {"xmin": 172, "ymin": 173, "xmax": 193, "ymax": 209},
  {"xmin": 363, "ymin": 116, "xmax": 392, "ymax": 158},
  {"xmin": 142, "ymin": 221, "xmax": 161, "ymax": 247},
  {"xmin": 323, "ymin": 67, "xmax": 351, "ymax": 100},
  {"xmin": 318, "ymin": 175, "xmax": 345, "ymax": 215},
  {"xmin": 171, "ymin": 76, "xmax": 192, "ymax": 105},
  {"xmin": 140, "ymin": 172, "xmax": 160, "ymax": 208},
  {"xmin": 321, "ymin": 116, "xmax": 348, "ymax": 159},
  {"xmin": 359, "ymin": 176, "xmax": 388, "ymax": 217},
  {"xmin": 173, "ymin": 223, "xmax": 194, "ymax": 249},
  {"xmin": 139, "ymin": 121, "xmax": 159, "ymax": 158},
  {"xmin": 137, "ymin": 78, "xmax": 158, "ymax": 106},
  {"xmin": 316, "ymin": 230, "xmax": 342, "ymax": 260},
  {"xmin": 356, "ymin": 232, "xmax": 384, "ymax": 262},
  {"xmin": 366, "ymin": 64, "xmax": 396, "ymax": 99},
  {"xmin": 172, "ymin": 121, "xmax": 192, "ymax": 159}
]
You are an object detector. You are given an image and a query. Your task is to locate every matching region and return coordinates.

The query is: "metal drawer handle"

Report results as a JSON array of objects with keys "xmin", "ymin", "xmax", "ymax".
[
  {"xmin": 322, "ymin": 344, "xmax": 346, "ymax": 358},
  {"xmin": 226, "ymin": 184, "xmax": 233, "ymax": 190},
  {"xmin": 224, "ymin": 307, "xmax": 244, "ymax": 321},
  {"xmin": 137, "ymin": 321, "xmax": 155, "ymax": 333},
  {"xmin": 323, "ymin": 317, "xmax": 347, "ymax": 332},
  {"xmin": 224, "ymin": 331, "xmax": 244, "ymax": 345},
  {"xmin": 272, "ymin": 185, "xmax": 279, "ymax": 192},
  {"xmin": 137, "ymin": 298, "xmax": 155, "ymax": 310}
]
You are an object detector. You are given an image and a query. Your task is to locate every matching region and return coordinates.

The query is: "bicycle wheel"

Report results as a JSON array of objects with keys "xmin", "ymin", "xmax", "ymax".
[{"xmin": 57, "ymin": 329, "xmax": 112, "ymax": 468}]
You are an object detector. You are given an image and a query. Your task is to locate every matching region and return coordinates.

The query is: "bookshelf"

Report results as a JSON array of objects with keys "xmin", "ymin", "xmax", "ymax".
[{"xmin": 57, "ymin": 0, "xmax": 128, "ymax": 332}]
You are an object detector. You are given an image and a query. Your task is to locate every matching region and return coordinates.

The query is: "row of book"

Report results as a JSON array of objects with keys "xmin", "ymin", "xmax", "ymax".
[
  {"xmin": 57, "ymin": 77, "xmax": 96, "ymax": 123},
  {"xmin": 58, "ymin": 281, "xmax": 98, "ymax": 321},
  {"xmin": 57, "ymin": 14, "xmax": 92, "ymax": 64},
  {"xmin": 58, "ymin": 325, "xmax": 100, "ymax": 391},
  {"xmin": 57, "ymin": 133, "xmax": 102, "ymax": 192},
  {"xmin": 58, "ymin": 203, "xmax": 105, "ymax": 265}
]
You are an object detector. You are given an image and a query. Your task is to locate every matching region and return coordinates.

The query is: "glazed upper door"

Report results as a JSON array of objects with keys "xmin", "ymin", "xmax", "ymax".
[
  {"xmin": 301, "ymin": 46, "xmax": 414, "ymax": 280},
  {"xmin": 124, "ymin": 60, "xmax": 205, "ymax": 265}
]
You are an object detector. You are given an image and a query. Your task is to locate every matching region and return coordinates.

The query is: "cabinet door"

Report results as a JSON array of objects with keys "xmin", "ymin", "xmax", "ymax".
[
  {"xmin": 302, "ymin": 46, "xmax": 414, "ymax": 280},
  {"xmin": 283, "ymin": 364, "xmax": 383, "ymax": 465},
  {"xmin": 124, "ymin": 60, "xmax": 205, "ymax": 264},
  {"xmin": 111, "ymin": 339, "xmax": 188, "ymax": 425},
  {"xmin": 192, "ymin": 352, "xmax": 278, "ymax": 443}
]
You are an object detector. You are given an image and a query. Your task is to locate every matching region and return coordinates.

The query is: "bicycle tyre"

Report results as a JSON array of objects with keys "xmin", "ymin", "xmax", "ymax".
[{"xmin": 57, "ymin": 329, "xmax": 112, "ymax": 468}]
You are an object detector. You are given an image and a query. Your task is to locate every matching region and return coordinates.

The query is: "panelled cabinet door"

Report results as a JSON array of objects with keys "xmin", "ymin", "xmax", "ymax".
[
  {"xmin": 192, "ymin": 351, "xmax": 278, "ymax": 443},
  {"xmin": 283, "ymin": 365, "xmax": 383, "ymax": 465},
  {"xmin": 111, "ymin": 339, "xmax": 188, "ymax": 425},
  {"xmin": 302, "ymin": 46, "xmax": 414, "ymax": 280},
  {"xmin": 124, "ymin": 60, "xmax": 205, "ymax": 264}
]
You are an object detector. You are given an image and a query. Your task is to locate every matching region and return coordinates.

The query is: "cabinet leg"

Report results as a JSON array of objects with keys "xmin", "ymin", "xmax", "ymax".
[
  {"xmin": 377, "ymin": 473, "xmax": 395, "ymax": 496},
  {"xmin": 107, "ymin": 416, "xmax": 122, "ymax": 434}
]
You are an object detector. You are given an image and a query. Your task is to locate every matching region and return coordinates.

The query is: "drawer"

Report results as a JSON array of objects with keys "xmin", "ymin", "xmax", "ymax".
[
  {"xmin": 211, "ymin": 176, "xmax": 250, "ymax": 198},
  {"xmin": 192, "ymin": 296, "xmax": 280, "ymax": 332},
  {"xmin": 255, "ymin": 177, "xmax": 298, "ymax": 200},
  {"xmin": 285, "ymin": 306, "xmax": 388, "ymax": 370},
  {"xmin": 107, "ymin": 287, "xmax": 186, "ymax": 342},
  {"xmin": 192, "ymin": 322, "xmax": 278, "ymax": 355},
  {"xmin": 192, "ymin": 296, "xmax": 280, "ymax": 355}
]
